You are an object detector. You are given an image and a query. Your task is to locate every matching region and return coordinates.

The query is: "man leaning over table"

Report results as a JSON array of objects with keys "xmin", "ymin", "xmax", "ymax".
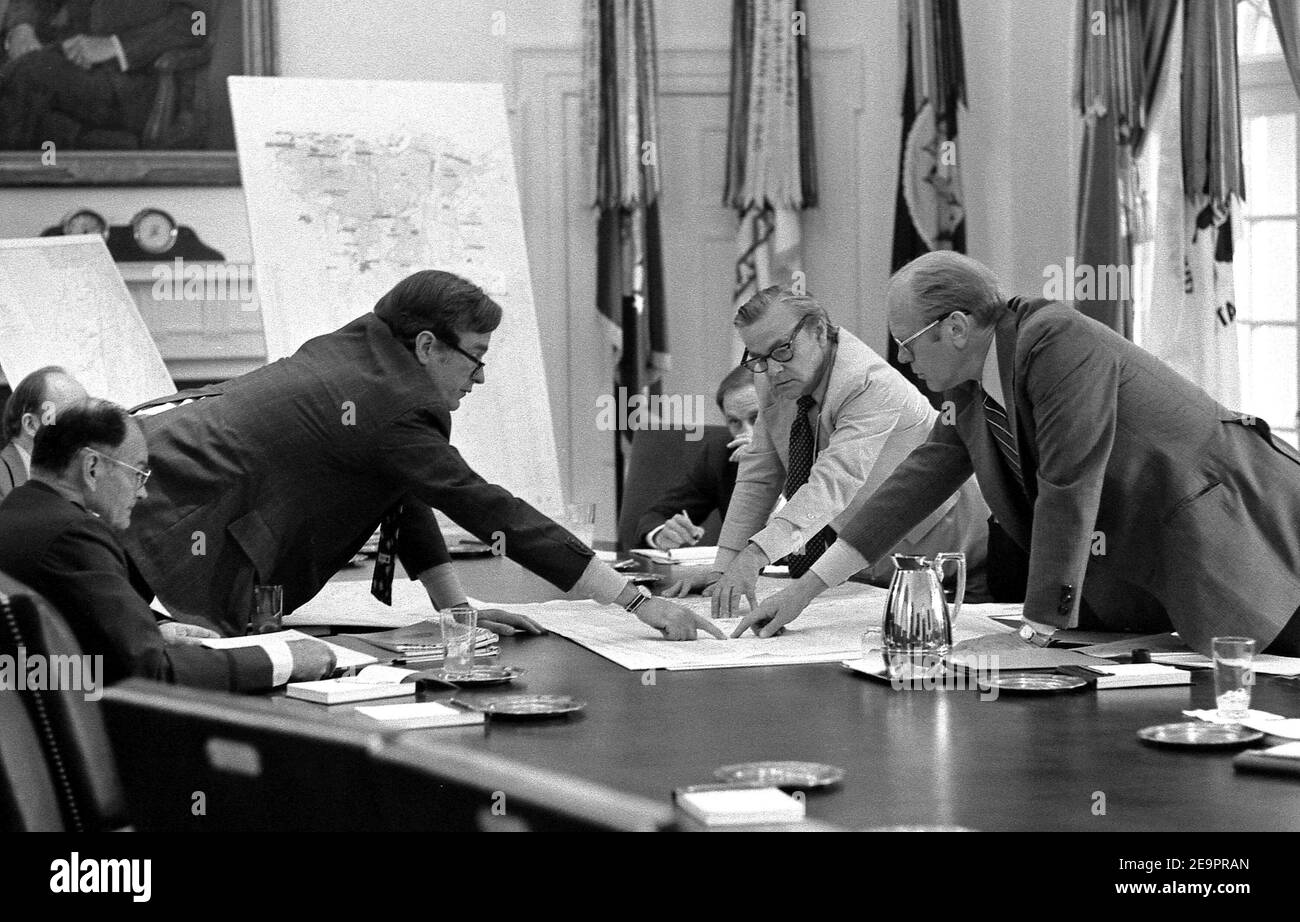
[
  {"xmin": 120, "ymin": 269, "xmax": 724, "ymax": 643},
  {"xmin": 735, "ymin": 251, "xmax": 1300, "ymax": 656},
  {"xmin": 664, "ymin": 284, "xmax": 989, "ymax": 618},
  {"xmin": 0, "ymin": 399, "xmax": 337, "ymax": 689}
]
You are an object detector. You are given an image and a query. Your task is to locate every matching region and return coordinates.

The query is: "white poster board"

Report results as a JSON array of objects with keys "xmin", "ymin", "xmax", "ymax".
[
  {"xmin": 229, "ymin": 77, "xmax": 563, "ymax": 515},
  {"xmin": 0, "ymin": 235, "xmax": 173, "ymax": 408}
]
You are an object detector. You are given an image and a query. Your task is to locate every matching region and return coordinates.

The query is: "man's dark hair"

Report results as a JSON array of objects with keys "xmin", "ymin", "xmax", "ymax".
[
  {"xmin": 715, "ymin": 365, "xmax": 755, "ymax": 411},
  {"xmin": 31, "ymin": 399, "xmax": 130, "ymax": 473},
  {"xmin": 373, "ymin": 270, "xmax": 503, "ymax": 349},
  {"xmin": 2, "ymin": 365, "xmax": 68, "ymax": 441}
]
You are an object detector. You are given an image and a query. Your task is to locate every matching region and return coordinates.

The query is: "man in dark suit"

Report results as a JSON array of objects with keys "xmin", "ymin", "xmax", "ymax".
[
  {"xmin": 0, "ymin": 0, "xmax": 202, "ymax": 148},
  {"xmin": 0, "ymin": 366, "xmax": 87, "ymax": 501},
  {"xmin": 0, "ymin": 399, "xmax": 336, "ymax": 689},
  {"xmin": 635, "ymin": 366, "xmax": 755, "ymax": 549},
  {"xmin": 121, "ymin": 270, "xmax": 722, "ymax": 642},
  {"xmin": 738, "ymin": 251, "xmax": 1300, "ymax": 655}
]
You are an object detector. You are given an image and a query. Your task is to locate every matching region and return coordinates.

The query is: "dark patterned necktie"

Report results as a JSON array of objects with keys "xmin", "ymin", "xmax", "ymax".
[
  {"xmin": 982, "ymin": 392, "xmax": 1024, "ymax": 488},
  {"xmin": 783, "ymin": 394, "xmax": 836, "ymax": 578},
  {"xmin": 370, "ymin": 505, "xmax": 402, "ymax": 604}
]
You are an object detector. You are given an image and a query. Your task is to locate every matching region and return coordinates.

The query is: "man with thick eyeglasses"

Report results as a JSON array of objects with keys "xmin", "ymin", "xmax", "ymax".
[
  {"xmin": 0, "ymin": 398, "xmax": 338, "ymax": 689},
  {"xmin": 734, "ymin": 251, "xmax": 1300, "ymax": 656},
  {"xmin": 120, "ymin": 270, "xmax": 723, "ymax": 642},
  {"xmin": 665, "ymin": 285, "xmax": 989, "ymax": 618}
]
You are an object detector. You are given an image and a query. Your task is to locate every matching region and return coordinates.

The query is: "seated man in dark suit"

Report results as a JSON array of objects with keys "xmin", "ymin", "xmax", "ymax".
[
  {"xmin": 0, "ymin": 0, "xmax": 202, "ymax": 149},
  {"xmin": 636, "ymin": 366, "xmax": 756, "ymax": 550},
  {"xmin": 1, "ymin": 365, "xmax": 87, "ymax": 501},
  {"xmin": 0, "ymin": 399, "xmax": 336, "ymax": 690}
]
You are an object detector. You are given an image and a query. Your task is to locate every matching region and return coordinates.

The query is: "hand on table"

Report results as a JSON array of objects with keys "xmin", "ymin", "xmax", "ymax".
[
  {"xmin": 632, "ymin": 597, "xmax": 725, "ymax": 641},
  {"xmin": 731, "ymin": 573, "xmax": 826, "ymax": 638},
  {"xmin": 474, "ymin": 607, "xmax": 545, "ymax": 637},
  {"xmin": 287, "ymin": 638, "xmax": 337, "ymax": 681},
  {"xmin": 654, "ymin": 511, "xmax": 704, "ymax": 549},
  {"xmin": 661, "ymin": 569, "xmax": 721, "ymax": 598},
  {"xmin": 61, "ymin": 34, "xmax": 119, "ymax": 69},
  {"xmin": 158, "ymin": 621, "xmax": 221, "ymax": 646},
  {"xmin": 710, "ymin": 545, "xmax": 767, "ymax": 619}
]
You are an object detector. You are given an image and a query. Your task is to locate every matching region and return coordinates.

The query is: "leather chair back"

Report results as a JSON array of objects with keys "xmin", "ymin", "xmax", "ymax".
[{"xmin": 0, "ymin": 573, "xmax": 129, "ymax": 831}]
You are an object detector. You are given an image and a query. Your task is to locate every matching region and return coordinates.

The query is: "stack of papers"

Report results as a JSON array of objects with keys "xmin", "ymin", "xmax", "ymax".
[
  {"xmin": 1088, "ymin": 663, "xmax": 1190, "ymax": 689},
  {"xmin": 286, "ymin": 664, "xmax": 419, "ymax": 704},
  {"xmin": 675, "ymin": 787, "xmax": 805, "ymax": 827},
  {"xmin": 631, "ymin": 546, "xmax": 719, "ymax": 565},
  {"xmin": 354, "ymin": 701, "xmax": 485, "ymax": 730},
  {"xmin": 352, "ymin": 624, "xmax": 499, "ymax": 660}
]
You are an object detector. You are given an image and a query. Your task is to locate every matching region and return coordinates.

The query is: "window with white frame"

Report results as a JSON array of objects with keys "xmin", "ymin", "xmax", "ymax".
[{"xmin": 1236, "ymin": 0, "xmax": 1298, "ymax": 447}]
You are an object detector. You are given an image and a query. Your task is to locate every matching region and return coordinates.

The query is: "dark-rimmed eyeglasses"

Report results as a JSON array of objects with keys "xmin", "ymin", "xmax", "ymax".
[
  {"xmin": 444, "ymin": 338, "xmax": 485, "ymax": 375},
  {"xmin": 83, "ymin": 448, "xmax": 151, "ymax": 489},
  {"xmin": 741, "ymin": 315, "xmax": 816, "ymax": 373}
]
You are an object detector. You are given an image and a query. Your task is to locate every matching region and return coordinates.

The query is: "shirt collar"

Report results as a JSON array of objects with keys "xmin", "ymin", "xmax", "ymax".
[
  {"xmin": 980, "ymin": 331, "xmax": 1005, "ymax": 406},
  {"xmin": 14, "ymin": 442, "xmax": 30, "ymax": 474}
]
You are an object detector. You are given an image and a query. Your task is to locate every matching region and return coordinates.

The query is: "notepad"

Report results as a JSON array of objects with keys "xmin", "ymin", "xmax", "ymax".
[
  {"xmin": 1087, "ymin": 663, "xmax": 1191, "ymax": 689},
  {"xmin": 201, "ymin": 629, "xmax": 378, "ymax": 669},
  {"xmin": 354, "ymin": 701, "xmax": 485, "ymax": 730},
  {"xmin": 675, "ymin": 787, "xmax": 805, "ymax": 827},
  {"xmin": 632, "ymin": 546, "xmax": 719, "ymax": 565},
  {"xmin": 286, "ymin": 665, "xmax": 420, "ymax": 704}
]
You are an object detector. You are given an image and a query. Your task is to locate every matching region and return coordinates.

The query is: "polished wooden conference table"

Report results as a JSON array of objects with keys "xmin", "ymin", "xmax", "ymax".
[{"xmin": 319, "ymin": 556, "xmax": 1300, "ymax": 832}]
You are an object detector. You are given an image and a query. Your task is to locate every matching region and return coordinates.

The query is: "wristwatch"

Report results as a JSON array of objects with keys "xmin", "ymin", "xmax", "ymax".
[
  {"xmin": 622, "ymin": 584, "xmax": 652, "ymax": 614},
  {"xmin": 1018, "ymin": 623, "xmax": 1054, "ymax": 647}
]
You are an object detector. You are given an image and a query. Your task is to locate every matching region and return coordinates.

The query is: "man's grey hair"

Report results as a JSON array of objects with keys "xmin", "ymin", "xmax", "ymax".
[
  {"xmin": 734, "ymin": 285, "xmax": 834, "ymax": 339},
  {"xmin": 889, "ymin": 251, "xmax": 1004, "ymax": 326}
]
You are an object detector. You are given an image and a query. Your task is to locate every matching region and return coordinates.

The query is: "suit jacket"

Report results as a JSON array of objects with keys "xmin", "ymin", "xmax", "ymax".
[
  {"xmin": 635, "ymin": 426, "xmax": 737, "ymax": 547},
  {"xmin": 0, "ymin": 440, "xmax": 25, "ymax": 501},
  {"xmin": 719, "ymin": 328, "xmax": 989, "ymax": 581},
  {"xmin": 0, "ymin": 482, "xmax": 275, "ymax": 690},
  {"xmin": 834, "ymin": 298, "xmax": 1300, "ymax": 652},
  {"xmin": 121, "ymin": 313, "xmax": 594, "ymax": 635},
  {"xmin": 8, "ymin": 0, "xmax": 200, "ymax": 72}
]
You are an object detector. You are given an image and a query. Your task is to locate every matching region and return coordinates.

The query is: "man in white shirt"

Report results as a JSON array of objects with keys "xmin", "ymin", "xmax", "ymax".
[
  {"xmin": 0, "ymin": 365, "xmax": 87, "ymax": 501},
  {"xmin": 667, "ymin": 285, "xmax": 989, "ymax": 617}
]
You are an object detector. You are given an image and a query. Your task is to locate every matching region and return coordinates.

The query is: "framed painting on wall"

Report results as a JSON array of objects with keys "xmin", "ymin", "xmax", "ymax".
[{"xmin": 0, "ymin": 0, "xmax": 274, "ymax": 186}]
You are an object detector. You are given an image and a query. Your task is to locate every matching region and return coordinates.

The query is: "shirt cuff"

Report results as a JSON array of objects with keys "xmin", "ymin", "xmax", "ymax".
[
  {"xmin": 262, "ymin": 638, "xmax": 294, "ymax": 687},
  {"xmin": 420, "ymin": 562, "xmax": 468, "ymax": 609},
  {"xmin": 750, "ymin": 517, "xmax": 801, "ymax": 565},
  {"xmin": 809, "ymin": 541, "xmax": 870, "ymax": 589},
  {"xmin": 570, "ymin": 557, "xmax": 629, "ymax": 606},
  {"xmin": 111, "ymin": 35, "xmax": 128, "ymax": 71},
  {"xmin": 646, "ymin": 523, "xmax": 667, "ymax": 549}
]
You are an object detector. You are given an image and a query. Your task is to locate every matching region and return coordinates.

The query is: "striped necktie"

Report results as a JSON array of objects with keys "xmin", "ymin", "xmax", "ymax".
[
  {"xmin": 783, "ymin": 394, "xmax": 836, "ymax": 578},
  {"xmin": 981, "ymin": 391, "xmax": 1024, "ymax": 487}
]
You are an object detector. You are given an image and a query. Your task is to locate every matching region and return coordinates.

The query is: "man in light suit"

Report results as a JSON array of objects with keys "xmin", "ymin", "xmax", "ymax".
[
  {"xmin": 0, "ymin": 0, "xmax": 203, "ymax": 148},
  {"xmin": 737, "ymin": 252, "xmax": 1300, "ymax": 655},
  {"xmin": 1, "ymin": 366, "xmax": 87, "ymax": 501},
  {"xmin": 667, "ymin": 285, "xmax": 989, "ymax": 616},
  {"xmin": 121, "ymin": 270, "xmax": 723, "ymax": 642}
]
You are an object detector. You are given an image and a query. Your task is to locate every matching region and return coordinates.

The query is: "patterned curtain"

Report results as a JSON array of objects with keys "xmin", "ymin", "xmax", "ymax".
[
  {"xmin": 1271, "ymin": 0, "xmax": 1300, "ymax": 99},
  {"xmin": 888, "ymin": 0, "xmax": 967, "ymax": 399},
  {"xmin": 1128, "ymin": 0, "xmax": 1244, "ymax": 407},
  {"xmin": 725, "ymin": 0, "xmax": 818, "ymax": 326},
  {"xmin": 582, "ymin": 0, "xmax": 667, "ymax": 512}
]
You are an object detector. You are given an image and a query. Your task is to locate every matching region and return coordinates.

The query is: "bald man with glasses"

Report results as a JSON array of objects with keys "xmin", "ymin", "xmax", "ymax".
[{"xmin": 666, "ymin": 285, "xmax": 989, "ymax": 617}]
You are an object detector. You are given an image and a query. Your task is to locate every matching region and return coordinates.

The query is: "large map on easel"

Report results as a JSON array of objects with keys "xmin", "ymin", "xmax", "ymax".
[
  {"xmin": 0, "ymin": 236, "xmax": 173, "ymax": 408},
  {"xmin": 228, "ymin": 77, "xmax": 563, "ymax": 514}
]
